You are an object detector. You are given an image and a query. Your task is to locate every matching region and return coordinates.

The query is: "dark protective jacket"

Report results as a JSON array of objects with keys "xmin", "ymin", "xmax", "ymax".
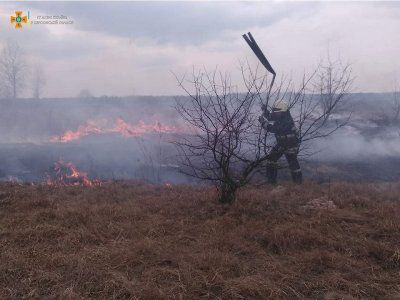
[{"xmin": 263, "ymin": 110, "xmax": 300, "ymax": 148}]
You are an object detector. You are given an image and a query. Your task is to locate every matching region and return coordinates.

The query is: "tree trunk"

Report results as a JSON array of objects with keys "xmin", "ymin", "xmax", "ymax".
[
  {"xmin": 218, "ymin": 182, "xmax": 237, "ymax": 204},
  {"xmin": 12, "ymin": 78, "xmax": 17, "ymax": 99}
]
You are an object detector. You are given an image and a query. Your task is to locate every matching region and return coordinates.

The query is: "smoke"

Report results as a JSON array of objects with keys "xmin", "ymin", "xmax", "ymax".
[
  {"xmin": 0, "ymin": 94, "xmax": 398, "ymax": 183},
  {"xmin": 314, "ymin": 128, "xmax": 400, "ymax": 161},
  {"xmin": 0, "ymin": 96, "xmax": 186, "ymax": 184}
]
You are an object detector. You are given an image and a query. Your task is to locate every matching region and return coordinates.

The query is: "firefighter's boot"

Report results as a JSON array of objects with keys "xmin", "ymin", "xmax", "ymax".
[{"xmin": 291, "ymin": 169, "xmax": 302, "ymax": 184}]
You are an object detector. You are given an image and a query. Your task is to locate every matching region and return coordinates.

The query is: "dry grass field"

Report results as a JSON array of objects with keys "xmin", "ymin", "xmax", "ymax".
[{"xmin": 0, "ymin": 182, "xmax": 399, "ymax": 299}]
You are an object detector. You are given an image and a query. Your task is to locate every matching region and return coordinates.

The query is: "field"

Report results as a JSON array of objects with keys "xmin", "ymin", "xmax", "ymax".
[{"xmin": 0, "ymin": 182, "xmax": 399, "ymax": 299}]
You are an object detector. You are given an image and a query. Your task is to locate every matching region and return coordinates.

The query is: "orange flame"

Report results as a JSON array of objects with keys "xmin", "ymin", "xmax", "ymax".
[
  {"xmin": 50, "ymin": 118, "xmax": 179, "ymax": 143},
  {"xmin": 47, "ymin": 160, "xmax": 100, "ymax": 186}
]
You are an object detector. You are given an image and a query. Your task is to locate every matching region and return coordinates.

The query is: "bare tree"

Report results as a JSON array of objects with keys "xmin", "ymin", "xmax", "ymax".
[
  {"xmin": 0, "ymin": 40, "xmax": 26, "ymax": 99},
  {"xmin": 32, "ymin": 63, "xmax": 46, "ymax": 99},
  {"xmin": 77, "ymin": 89, "xmax": 93, "ymax": 99},
  {"xmin": 247, "ymin": 56, "xmax": 353, "ymax": 157},
  {"xmin": 292, "ymin": 57, "xmax": 353, "ymax": 154},
  {"xmin": 174, "ymin": 59, "xmax": 353, "ymax": 203},
  {"xmin": 174, "ymin": 66, "xmax": 271, "ymax": 203}
]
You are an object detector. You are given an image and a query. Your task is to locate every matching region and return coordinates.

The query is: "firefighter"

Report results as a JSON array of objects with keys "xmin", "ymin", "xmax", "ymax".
[{"xmin": 258, "ymin": 100, "xmax": 302, "ymax": 184}]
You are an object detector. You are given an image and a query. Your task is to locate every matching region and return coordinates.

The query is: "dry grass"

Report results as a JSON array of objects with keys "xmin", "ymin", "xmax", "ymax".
[{"xmin": 0, "ymin": 181, "xmax": 399, "ymax": 299}]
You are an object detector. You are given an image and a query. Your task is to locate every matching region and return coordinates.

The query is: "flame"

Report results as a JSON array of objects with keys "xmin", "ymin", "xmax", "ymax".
[
  {"xmin": 50, "ymin": 121, "xmax": 103, "ymax": 143},
  {"xmin": 50, "ymin": 118, "xmax": 179, "ymax": 143},
  {"xmin": 47, "ymin": 160, "xmax": 100, "ymax": 186}
]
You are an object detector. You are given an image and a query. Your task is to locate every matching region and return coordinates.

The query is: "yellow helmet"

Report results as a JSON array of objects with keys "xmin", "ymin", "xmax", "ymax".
[{"xmin": 273, "ymin": 100, "xmax": 289, "ymax": 112}]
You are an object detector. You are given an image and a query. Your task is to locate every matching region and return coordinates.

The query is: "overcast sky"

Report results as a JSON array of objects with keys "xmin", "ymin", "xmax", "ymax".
[{"xmin": 0, "ymin": 1, "xmax": 399, "ymax": 98}]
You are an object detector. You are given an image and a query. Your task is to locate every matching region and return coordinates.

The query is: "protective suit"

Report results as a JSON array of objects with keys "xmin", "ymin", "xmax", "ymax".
[{"xmin": 259, "ymin": 100, "xmax": 302, "ymax": 184}]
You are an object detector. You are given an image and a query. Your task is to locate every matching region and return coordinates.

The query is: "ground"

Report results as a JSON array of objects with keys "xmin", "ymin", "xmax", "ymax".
[{"xmin": 0, "ymin": 182, "xmax": 399, "ymax": 299}]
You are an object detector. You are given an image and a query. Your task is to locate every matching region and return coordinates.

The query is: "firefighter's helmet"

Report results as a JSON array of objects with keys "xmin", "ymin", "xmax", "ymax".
[{"xmin": 272, "ymin": 100, "xmax": 289, "ymax": 112}]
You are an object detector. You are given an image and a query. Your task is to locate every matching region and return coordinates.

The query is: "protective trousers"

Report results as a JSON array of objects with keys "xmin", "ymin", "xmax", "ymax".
[{"xmin": 266, "ymin": 144, "xmax": 302, "ymax": 184}]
